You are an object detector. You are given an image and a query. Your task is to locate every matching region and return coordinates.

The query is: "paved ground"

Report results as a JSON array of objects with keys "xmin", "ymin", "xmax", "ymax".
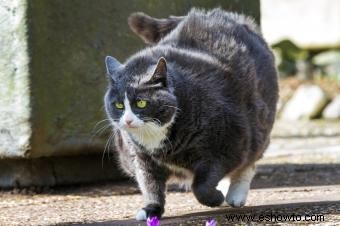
[{"xmin": 1, "ymin": 123, "xmax": 340, "ymax": 225}]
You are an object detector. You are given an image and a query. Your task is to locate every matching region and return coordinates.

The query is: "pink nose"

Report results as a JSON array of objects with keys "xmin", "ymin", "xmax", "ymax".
[{"xmin": 125, "ymin": 119, "xmax": 133, "ymax": 126}]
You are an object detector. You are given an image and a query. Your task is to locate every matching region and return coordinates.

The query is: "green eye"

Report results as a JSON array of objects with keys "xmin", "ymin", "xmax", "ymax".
[
  {"xmin": 115, "ymin": 102, "xmax": 124, "ymax": 109},
  {"xmin": 136, "ymin": 100, "xmax": 147, "ymax": 108}
]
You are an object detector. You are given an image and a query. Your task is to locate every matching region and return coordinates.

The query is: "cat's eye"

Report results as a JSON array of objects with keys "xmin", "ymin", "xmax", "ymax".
[
  {"xmin": 114, "ymin": 102, "xmax": 124, "ymax": 109},
  {"xmin": 136, "ymin": 100, "xmax": 147, "ymax": 108}
]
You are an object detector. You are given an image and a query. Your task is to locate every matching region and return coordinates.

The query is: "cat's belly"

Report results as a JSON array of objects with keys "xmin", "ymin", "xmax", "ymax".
[{"xmin": 165, "ymin": 163, "xmax": 193, "ymax": 188}]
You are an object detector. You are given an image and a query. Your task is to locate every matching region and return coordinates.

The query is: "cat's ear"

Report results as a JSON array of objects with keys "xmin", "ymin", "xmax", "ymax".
[
  {"xmin": 149, "ymin": 57, "xmax": 167, "ymax": 87},
  {"xmin": 105, "ymin": 56, "xmax": 122, "ymax": 75}
]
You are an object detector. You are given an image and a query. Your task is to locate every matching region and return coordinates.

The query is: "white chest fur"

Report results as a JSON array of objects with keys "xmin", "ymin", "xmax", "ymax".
[
  {"xmin": 130, "ymin": 123, "xmax": 169, "ymax": 151},
  {"xmin": 129, "ymin": 115, "xmax": 175, "ymax": 152}
]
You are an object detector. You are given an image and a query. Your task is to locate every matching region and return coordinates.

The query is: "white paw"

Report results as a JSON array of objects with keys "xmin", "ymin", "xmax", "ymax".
[
  {"xmin": 136, "ymin": 209, "xmax": 147, "ymax": 221},
  {"xmin": 216, "ymin": 177, "xmax": 230, "ymax": 197},
  {"xmin": 225, "ymin": 181, "xmax": 249, "ymax": 208}
]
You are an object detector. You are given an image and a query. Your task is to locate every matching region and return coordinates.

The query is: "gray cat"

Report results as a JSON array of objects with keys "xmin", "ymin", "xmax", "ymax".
[{"xmin": 104, "ymin": 8, "xmax": 278, "ymax": 220}]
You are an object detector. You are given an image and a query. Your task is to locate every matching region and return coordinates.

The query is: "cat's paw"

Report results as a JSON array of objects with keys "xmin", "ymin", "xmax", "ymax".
[
  {"xmin": 225, "ymin": 181, "xmax": 249, "ymax": 208},
  {"xmin": 135, "ymin": 204, "xmax": 164, "ymax": 221},
  {"xmin": 136, "ymin": 209, "xmax": 147, "ymax": 221},
  {"xmin": 216, "ymin": 177, "xmax": 230, "ymax": 207},
  {"xmin": 216, "ymin": 177, "xmax": 230, "ymax": 197},
  {"xmin": 193, "ymin": 186, "xmax": 225, "ymax": 207}
]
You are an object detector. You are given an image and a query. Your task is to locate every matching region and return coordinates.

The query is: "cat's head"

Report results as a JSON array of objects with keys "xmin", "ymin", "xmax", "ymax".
[{"xmin": 104, "ymin": 55, "xmax": 177, "ymax": 150}]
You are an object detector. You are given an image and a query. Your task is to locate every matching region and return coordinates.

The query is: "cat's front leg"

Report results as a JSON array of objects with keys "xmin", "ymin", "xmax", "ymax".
[
  {"xmin": 134, "ymin": 153, "xmax": 169, "ymax": 221},
  {"xmin": 192, "ymin": 162, "xmax": 226, "ymax": 207},
  {"xmin": 226, "ymin": 164, "xmax": 255, "ymax": 207}
]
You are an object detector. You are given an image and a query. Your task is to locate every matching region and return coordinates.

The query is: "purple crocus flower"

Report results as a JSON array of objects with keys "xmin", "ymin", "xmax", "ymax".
[
  {"xmin": 205, "ymin": 219, "xmax": 218, "ymax": 226},
  {"xmin": 147, "ymin": 216, "xmax": 160, "ymax": 226}
]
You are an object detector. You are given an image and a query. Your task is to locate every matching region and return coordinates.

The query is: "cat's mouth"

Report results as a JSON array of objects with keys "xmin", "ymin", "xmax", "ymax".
[
  {"xmin": 122, "ymin": 122, "xmax": 157, "ymax": 134},
  {"xmin": 122, "ymin": 125, "xmax": 139, "ymax": 130},
  {"xmin": 125, "ymin": 124, "xmax": 139, "ymax": 129},
  {"xmin": 121, "ymin": 123, "xmax": 144, "ymax": 132}
]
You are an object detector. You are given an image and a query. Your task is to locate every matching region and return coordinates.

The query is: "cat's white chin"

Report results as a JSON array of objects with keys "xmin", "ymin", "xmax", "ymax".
[{"xmin": 127, "ymin": 118, "xmax": 174, "ymax": 151}]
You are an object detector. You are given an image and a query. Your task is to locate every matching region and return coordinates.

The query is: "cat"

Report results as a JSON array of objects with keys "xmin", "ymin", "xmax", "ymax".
[{"xmin": 104, "ymin": 8, "xmax": 278, "ymax": 221}]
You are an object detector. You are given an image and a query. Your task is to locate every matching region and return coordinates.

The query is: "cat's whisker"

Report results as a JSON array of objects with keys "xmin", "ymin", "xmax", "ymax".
[
  {"xmin": 89, "ymin": 118, "xmax": 120, "ymax": 143},
  {"xmin": 102, "ymin": 131, "xmax": 115, "ymax": 168},
  {"xmin": 92, "ymin": 119, "xmax": 111, "ymax": 131},
  {"xmin": 90, "ymin": 119, "xmax": 111, "ymax": 139},
  {"xmin": 151, "ymin": 117, "xmax": 161, "ymax": 125},
  {"xmin": 94, "ymin": 123, "xmax": 112, "ymax": 136},
  {"xmin": 107, "ymin": 129, "xmax": 118, "ymax": 160},
  {"xmin": 164, "ymin": 136, "xmax": 174, "ymax": 154},
  {"xmin": 108, "ymin": 131, "xmax": 116, "ymax": 159},
  {"xmin": 143, "ymin": 117, "xmax": 161, "ymax": 126},
  {"xmin": 138, "ymin": 127, "xmax": 145, "ymax": 147},
  {"xmin": 163, "ymin": 105, "xmax": 182, "ymax": 112},
  {"xmin": 89, "ymin": 123, "xmax": 112, "ymax": 143}
]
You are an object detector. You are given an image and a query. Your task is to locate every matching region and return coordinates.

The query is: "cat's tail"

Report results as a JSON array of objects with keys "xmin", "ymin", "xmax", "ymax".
[{"xmin": 128, "ymin": 12, "xmax": 183, "ymax": 44}]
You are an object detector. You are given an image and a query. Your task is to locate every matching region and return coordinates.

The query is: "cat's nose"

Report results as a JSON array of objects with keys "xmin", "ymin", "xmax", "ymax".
[{"xmin": 125, "ymin": 119, "xmax": 133, "ymax": 126}]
